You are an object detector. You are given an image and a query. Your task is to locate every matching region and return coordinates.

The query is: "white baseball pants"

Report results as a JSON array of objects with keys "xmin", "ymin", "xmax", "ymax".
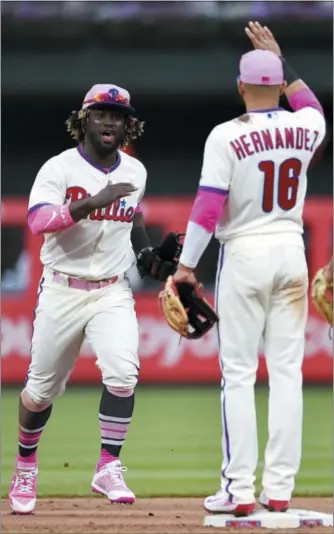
[
  {"xmin": 25, "ymin": 267, "xmax": 139, "ymax": 405},
  {"xmin": 215, "ymin": 234, "xmax": 308, "ymax": 503}
]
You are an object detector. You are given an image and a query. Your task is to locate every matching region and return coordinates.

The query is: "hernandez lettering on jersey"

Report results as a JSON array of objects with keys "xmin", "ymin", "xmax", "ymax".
[
  {"xmin": 28, "ymin": 147, "xmax": 147, "ymax": 280},
  {"xmin": 199, "ymin": 106, "xmax": 326, "ymax": 242},
  {"xmin": 230, "ymin": 126, "xmax": 320, "ymax": 160}
]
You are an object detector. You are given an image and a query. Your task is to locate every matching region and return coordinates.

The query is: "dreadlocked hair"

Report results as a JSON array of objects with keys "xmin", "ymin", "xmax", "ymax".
[{"xmin": 65, "ymin": 109, "xmax": 145, "ymax": 148}]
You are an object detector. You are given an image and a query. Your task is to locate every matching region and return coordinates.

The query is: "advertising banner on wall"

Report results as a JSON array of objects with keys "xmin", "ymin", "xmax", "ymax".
[
  {"xmin": 2, "ymin": 197, "xmax": 332, "ymax": 384},
  {"xmin": 2, "ymin": 294, "xmax": 332, "ymax": 384}
]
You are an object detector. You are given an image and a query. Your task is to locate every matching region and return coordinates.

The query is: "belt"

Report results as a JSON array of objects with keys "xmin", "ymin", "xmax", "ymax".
[{"xmin": 52, "ymin": 272, "xmax": 119, "ymax": 291}]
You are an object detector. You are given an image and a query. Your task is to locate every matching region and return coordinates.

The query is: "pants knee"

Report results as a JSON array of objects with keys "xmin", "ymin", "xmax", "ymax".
[
  {"xmin": 24, "ymin": 379, "xmax": 66, "ymax": 407},
  {"xmin": 221, "ymin": 366, "xmax": 257, "ymax": 388},
  {"xmin": 102, "ymin": 360, "xmax": 139, "ymax": 390}
]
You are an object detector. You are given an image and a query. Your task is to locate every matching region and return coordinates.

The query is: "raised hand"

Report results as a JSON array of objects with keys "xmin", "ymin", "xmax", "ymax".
[
  {"xmin": 245, "ymin": 21, "xmax": 281, "ymax": 57},
  {"xmin": 92, "ymin": 182, "xmax": 138, "ymax": 210}
]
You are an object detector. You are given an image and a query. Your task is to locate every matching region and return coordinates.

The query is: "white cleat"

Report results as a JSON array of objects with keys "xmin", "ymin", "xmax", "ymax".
[
  {"xmin": 91, "ymin": 459, "xmax": 135, "ymax": 504},
  {"xmin": 204, "ymin": 490, "xmax": 256, "ymax": 516}
]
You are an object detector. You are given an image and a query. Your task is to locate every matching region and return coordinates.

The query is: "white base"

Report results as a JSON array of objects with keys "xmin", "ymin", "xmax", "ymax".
[{"xmin": 204, "ymin": 509, "xmax": 333, "ymax": 529}]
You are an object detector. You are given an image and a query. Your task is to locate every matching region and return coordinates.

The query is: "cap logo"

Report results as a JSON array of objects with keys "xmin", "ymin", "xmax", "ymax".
[
  {"xmin": 84, "ymin": 87, "xmax": 129, "ymax": 107},
  {"xmin": 108, "ymin": 88, "xmax": 129, "ymax": 105},
  {"xmin": 261, "ymin": 76, "xmax": 270, "ymax": 83}
]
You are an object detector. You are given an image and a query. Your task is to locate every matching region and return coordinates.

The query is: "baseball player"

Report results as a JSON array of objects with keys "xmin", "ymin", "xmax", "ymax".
[
  {"xmin": 8, "ymin": 84, "xmax": 177, "ymax": 514},
  {"xmin": 172, "ymin": 22, "xmax": 326, "ymax": 517}
]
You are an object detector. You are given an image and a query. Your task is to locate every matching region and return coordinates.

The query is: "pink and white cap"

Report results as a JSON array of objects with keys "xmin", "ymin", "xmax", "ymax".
[
  {"xmin": 239, "ymin": 50, "xmax": 284, "ymax": 86},
  {"xmin": 81, "ymin": 84, "xmax": 135, "ymax": 115}
]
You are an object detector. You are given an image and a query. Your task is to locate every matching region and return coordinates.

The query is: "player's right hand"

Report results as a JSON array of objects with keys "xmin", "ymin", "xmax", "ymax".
[
  {"xmin": 245, "ymin": 21, "xmax": 281, "ymax": 57},
  {"xmin": 91, "ymin": 182, "xmax": 138, "ymax": 209}
]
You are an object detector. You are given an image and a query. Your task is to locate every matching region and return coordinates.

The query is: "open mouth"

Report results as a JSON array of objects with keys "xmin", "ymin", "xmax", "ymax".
[{"xmin": 101, "ymin": 130, "xmax": 115, "ymax": 143}]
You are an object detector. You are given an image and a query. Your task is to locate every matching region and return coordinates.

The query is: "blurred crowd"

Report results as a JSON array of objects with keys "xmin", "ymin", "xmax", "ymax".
[{"xmin": 2, "ymin": 0, "xmax": 332, "ymax": 21}]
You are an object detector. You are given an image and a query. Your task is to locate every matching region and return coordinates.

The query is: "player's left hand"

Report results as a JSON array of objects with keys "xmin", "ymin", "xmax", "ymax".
[
  {"xmin": 245, "ymin": 21, "xmax": 281, "ymax": 57},
  {"xmin": 136, "ymin": 232, "xmax": 184, "ymax": 282},
  {"xmin": 137, "ymin": 247, "xmax": 176, "ymax": 282}
]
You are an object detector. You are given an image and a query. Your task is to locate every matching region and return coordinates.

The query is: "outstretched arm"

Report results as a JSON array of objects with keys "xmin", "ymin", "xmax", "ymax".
[
  {"xmin": 245, "ymin": 21, "xmax": 324, "ymax": 115},
  {"xmin": 245, "ymin": 21, "xmax": 327, "ymax": 166},
  {"xmin": 175, "ymin": 188, "xmax": 228, "ymax": 284},
  {"xmin": 174, "ymin": 126, "xmax": 232, "ymax": 285}
]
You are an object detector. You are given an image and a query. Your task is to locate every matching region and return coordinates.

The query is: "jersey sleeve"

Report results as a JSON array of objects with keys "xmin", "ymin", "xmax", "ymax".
[
  {"xmin": 137, "ymin": 164, "xmax": 147, "ymax": 203},
  {"xmin": 295, "ymin": 107, "xmax": 327, "ymax": 151},
  {"xmin": 138, "ymin": 184, "xmax": 146, "ymax": 203},
  {"xmin": 199, "ymin": 125, "xmax": 233, "ymax": 193},
  {"xmin": 28, "ymin": 157, "xmax": 68, "ymax": 213}
]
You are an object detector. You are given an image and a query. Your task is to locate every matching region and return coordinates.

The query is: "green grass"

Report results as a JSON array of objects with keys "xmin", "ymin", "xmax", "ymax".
[{"xmin": 1, "ymin": 386, "xmax": 332, "ymax": 497}]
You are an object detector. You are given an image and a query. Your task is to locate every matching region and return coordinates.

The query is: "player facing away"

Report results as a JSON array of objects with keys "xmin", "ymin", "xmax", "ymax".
[
  {"xmin": 173, "ymin": 22, "xmax": 326, "ymax": 517},
  {"xmin": 9, "ymin": 84, "xmax": 160, "ymax": 514}
]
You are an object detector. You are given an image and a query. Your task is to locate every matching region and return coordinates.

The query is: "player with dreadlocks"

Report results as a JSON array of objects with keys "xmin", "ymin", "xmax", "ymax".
[
  {"xmin": 65, "ymin": 99, "xmax": 144, "ymax": 148},
  {"xmin": 8, "ymin": 84, "xmax": 181, "ymax": 515}
]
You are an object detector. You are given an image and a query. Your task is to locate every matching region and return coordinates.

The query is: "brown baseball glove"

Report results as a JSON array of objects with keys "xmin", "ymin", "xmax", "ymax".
[
  {"xmin": 159, "ymin": 276, "xmax": 219, "ymax": 339},
  {"xmin": 311, "ymin": 268, "xmax": 333, "ymax": 326}
]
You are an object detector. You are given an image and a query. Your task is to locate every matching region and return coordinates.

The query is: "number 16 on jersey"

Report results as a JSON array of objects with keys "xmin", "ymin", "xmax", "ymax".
[{"xmin": 259, "ymin": 158, "xmax": 302, "ymax": 213}]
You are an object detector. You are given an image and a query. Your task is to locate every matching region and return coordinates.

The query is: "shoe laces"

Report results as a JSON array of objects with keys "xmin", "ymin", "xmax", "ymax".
[
  {"xmin": 15, "ymin": 469, "xmax": 36, "ymax": 495},
  {"xmin": 104, "ymin": 462, "xmax": 128, "ymax": 488}
]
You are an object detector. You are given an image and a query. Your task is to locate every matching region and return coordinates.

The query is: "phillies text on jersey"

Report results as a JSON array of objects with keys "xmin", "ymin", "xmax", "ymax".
[{"xmin": 28, "ymin": 147, "xmax": 147, "ymax": 279}]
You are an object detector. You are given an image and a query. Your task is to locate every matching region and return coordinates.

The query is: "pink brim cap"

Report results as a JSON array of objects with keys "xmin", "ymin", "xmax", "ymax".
[{"xmin": 239, "ymin": 50, "xmax": 284, "ymax": 85}]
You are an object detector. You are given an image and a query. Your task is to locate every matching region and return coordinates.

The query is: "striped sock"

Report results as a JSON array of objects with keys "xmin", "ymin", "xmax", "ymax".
[
  {"xmin": 18, "ymin": 404, "xmax": 52, "ymax": 460},
  {"xmin": 99, "ymin": 387, "xmax": 134, "ymax": 460},
  {"xmin": 18, "ymin": 425, "xmax": 44, "ymax": 459},
  {"xmin": 99, "ymin": 414, "xmax": 131, "ymax": 459}
]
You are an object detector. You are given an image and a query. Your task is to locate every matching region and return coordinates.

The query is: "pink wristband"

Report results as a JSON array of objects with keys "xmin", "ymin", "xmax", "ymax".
[
  {"xmin": 288, "ymin": 88, "xmax": 324, "ymax": 116},
  {"xmin": 190, "ymin": 187, "xmax": 228, "ymax": 233},
  {"xmin": 28, "ymin": 204, "xmax": 75, "ymax": 235}
]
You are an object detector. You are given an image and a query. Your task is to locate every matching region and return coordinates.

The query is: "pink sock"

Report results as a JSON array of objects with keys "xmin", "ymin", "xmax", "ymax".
[
  {"xmin": 17, "ymin": 452, "xmax": 37, "ymax": 465},
  {"xmin": 18, "ymin": 424, "xmax": 44, "ymax": 459},
  {"xmin": 99, "ymin": 448, "xmax": 118, "ymax": 466}
]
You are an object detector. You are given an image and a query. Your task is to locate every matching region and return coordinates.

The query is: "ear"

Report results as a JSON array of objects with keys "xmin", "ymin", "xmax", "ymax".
[{"xmin": 237, "ymin": 80, "xmax": 245, "ymax": 96}]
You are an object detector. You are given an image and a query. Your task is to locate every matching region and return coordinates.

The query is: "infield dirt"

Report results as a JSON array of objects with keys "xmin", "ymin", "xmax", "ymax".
[{"xmin": 1, "ymin": 497, "xmax": 332, "ymax": 534}]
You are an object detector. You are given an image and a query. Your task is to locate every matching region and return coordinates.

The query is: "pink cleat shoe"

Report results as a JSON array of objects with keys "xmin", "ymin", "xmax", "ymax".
[
  {"xmin": 91, "ymin": 459, "xmax": 135, "ymax": 504},
  {"xmin": 9, "ymin": 458, "xmax": 38, "ymax": 515}
]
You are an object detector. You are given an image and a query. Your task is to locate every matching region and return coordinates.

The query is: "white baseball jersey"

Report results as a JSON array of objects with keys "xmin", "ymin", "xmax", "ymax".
[
  {"xmin": 28, "ymin": 147, "xmax": 147, "ymax": 279},
  {"xmin": 200, "ymin": 106, "xmax": 326, "ymax": 242}
]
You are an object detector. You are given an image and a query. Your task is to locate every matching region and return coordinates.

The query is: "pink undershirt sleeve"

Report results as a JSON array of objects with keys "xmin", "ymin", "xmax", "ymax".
[
  {"xmin": 190, "ymin": 187, "xmax": 228, "ymax": 232},
  {"xmin": 179, "ymin": 186, "xmax": 229, "ymax": 269},
  {"xmin": 135, "ymin": 204, "xmax": 142, "ymax": 214},
  {"xmin": 28, "ymin": 204, "xmax": 75, "ymax": 235},
  {"xmin": 288, "ymin": 87, "xmax": 324, "ymax": 116}
]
